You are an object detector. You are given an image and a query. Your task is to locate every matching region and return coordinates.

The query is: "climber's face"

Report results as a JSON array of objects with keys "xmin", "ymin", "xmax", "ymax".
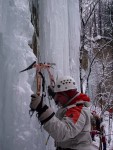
[{"xmin": 54, "ymin": 92, "xmax": 68, "ymax": 106}]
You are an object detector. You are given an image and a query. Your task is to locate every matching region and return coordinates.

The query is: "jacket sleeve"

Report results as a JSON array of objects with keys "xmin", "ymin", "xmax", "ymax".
[{"xmin": 43, "ymin": 107, "xmax": 86, "ymax": 142}]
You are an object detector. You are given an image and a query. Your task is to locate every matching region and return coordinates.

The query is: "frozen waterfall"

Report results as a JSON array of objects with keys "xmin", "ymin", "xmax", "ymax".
[{"xmin": 0, "ymin": 0, "xmax": 80, "ymax": 150}]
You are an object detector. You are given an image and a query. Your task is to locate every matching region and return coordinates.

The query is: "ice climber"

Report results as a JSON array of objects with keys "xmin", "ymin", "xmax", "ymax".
[{"xmin": 30, "ymin": 76, "xmax": 92, "ymax": 150}]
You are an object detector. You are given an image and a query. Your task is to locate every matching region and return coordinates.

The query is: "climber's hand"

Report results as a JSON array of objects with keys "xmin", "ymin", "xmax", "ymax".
[
  {"xmin": 30, "ymin": 94, "xmax": 55, "ymax": 125},
  {"xmin": 30, "ymin": 94, "xmax": 44, "ymax": 113}
]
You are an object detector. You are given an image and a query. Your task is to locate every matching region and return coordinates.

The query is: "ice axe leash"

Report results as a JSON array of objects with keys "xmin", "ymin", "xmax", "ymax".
[{"xmin": 20, "ymin": 61, "xmax": 55, "ymax": 117}]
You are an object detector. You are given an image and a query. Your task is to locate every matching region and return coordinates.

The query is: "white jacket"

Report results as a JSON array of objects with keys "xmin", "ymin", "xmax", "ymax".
[{"xmin": 44, "ymin": 103, "xmax": 92, "ymax": 150}]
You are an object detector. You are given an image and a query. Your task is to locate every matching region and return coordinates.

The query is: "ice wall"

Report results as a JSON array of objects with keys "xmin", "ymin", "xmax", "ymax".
[
  {"xmin": 39, "ymin": 0, "xmax": 80, "ymax": 89},
  {"xmin": 0, "ymin": 0, "xmax": 41, "ymax": 150},
  {"xmin": 0, "ymin": 0, "xmax": 81, "ymax": 150}
]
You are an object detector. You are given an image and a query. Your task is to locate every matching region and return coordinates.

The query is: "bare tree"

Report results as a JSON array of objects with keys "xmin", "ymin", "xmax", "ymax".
[
  {"xmin": 79, "ymin": 0, "xmax": 113, "ymax": 103},
  {"xmin": 79, "ymin": 0, "xmax": 100, "ymax": 92}
]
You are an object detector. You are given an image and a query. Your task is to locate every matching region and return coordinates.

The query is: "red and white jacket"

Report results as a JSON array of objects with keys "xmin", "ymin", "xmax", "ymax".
[{"xmin": 43, "ymin": 93, "xmax": 92, "ymax": 150}]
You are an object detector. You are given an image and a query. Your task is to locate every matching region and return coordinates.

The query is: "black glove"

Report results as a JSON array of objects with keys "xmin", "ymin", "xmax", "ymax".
[
  {"xmin": 30, "ymin": 94, "xmax": 55, "ymax": 124},
  {"xmin": 48, "ymin": 86, "xmax": 56, "ymax": 99}
]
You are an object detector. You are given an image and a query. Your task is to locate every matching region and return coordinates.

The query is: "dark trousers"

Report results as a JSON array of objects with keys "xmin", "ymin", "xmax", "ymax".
[{"xmin": 103, "ymin": 143, "xmax": 106, "ymax": 150}]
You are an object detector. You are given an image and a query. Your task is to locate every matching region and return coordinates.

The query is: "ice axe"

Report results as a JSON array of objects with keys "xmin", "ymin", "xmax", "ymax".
[
  {"xmin": 20, "ymin": 61, "xmax": 55, "ymax": 117},
  {"xmin": 19, "ymin": 61, "xmax": 36, "ymax": 73}
]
